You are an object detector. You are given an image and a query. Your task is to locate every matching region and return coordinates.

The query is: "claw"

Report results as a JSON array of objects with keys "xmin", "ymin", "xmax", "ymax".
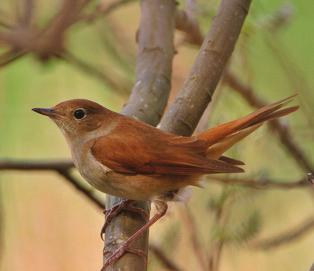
[
  {"xmin": 103, "ymin": 200, "xmax": 168, "ymax": 268},
  {"xmin": 101, "ymin": 200, "xmax": 150, "ymax": 240}
]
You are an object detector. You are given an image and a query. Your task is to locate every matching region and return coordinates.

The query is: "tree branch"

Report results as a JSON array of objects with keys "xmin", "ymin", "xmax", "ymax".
[
  {"xmin": 210, "ymin": 175, "xmax": 312, "ymax": 189},
  {"xmin": 174, "ymin": 5, "xmax": 313, "ymax": 177},
  {"xmin": 0, "ymin": 159, "xmax": 105, "ymax": 210},
  {"xmin": 179, "ymin": 206, "xmax": 207, "ymax": 271},
  {"xmin": 149, "ymin": 244, "xmax": 184, "ymax": 271},
  {"xmin": 61, "ymin": 51, "xmax": 131, "ymax": 96},
  {"xmin": 223, "ymin": 71, "xmax": 314, "ymax": 173},
  {"xmin": 57, "ymin": 170, "xmax": 105, "ymax": 210},
  {"xmin": 103, "ymin": 1, "xmax": 176, "ymax": 270},
  {"xmin": 81, "ymin": 0, "xmax": 135, "ymax": 23},
  {"xmin": 160, "ymin": 0, "xmax": 252, "ymax": 135},
  {"xmin": 0, "ymin": 159, "xmax": 73, "ymax": 171},
  {"xmin": 251, "ymin": 216, "xmax": 314, "ymax": 249}
]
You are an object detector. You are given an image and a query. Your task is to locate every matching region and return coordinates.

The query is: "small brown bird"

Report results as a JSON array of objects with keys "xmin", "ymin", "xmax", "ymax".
[{"xmin": 33, "ymin": 95, "xmax": 298, "ymax": 266}]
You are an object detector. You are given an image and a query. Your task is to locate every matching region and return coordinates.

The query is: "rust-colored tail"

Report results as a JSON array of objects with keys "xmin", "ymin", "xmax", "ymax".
[{"xmin": 197, "ymin": 95, "xmax": 298, "ymax": 159}]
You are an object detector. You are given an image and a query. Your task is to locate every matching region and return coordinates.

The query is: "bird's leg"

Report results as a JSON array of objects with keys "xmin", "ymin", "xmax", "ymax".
[
  {"xmin": 103, "ymin": 200, "xmax": 168, "ymax": 268},
  {"xmin": 101, "ymin": 199, "xmax": 149, "ymax": 240}
]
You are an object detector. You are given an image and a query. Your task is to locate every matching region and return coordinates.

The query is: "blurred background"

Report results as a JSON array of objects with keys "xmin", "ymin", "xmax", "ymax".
[{"xmin": 0, "ymin": 0, "xmax": 313, "ymax": 270}]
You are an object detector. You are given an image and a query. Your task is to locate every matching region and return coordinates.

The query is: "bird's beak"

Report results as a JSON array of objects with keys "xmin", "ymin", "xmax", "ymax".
[{"xmin": 32, "ymin": 107, "xmax": 56, "ymax": 117}]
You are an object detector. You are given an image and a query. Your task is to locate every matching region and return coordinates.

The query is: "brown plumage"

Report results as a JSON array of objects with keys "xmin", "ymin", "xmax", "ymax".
[{"xmin": 32, "ymin": 95, "xmax": 298, "ymax": 201}]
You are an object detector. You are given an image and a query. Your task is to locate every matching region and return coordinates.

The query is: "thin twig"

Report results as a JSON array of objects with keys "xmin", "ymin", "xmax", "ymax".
[
  {"xmin": 207, "ymin": 188, "xmax": 233, "ymax": 271},
  {"xmin": 223, "ymin": 70, "xmax": 314, "ymax": 173},
  {"xmin": 0, "ymin": 159, "xmax": 73, "ymax": 171},
  {"xmin": 179, "ymin": 206, "xmax": 208, "ymax": 271},
  {"xmin": 0, "ymin": 159, "xmax": 105, "ymax": 209},
  {"xmin": 210, "ymin": 176, "xmax": 311, "ymax": 189},
  {"xmin": 251, "ymin": 216, "xmax": 314, "ymax": 249},
  {"xmin": 57, "ymin": 170, "xmax": 105, "ymax": 210},
  {"xmin": 61, "ymin": 51, "xmax": 131, "ymax": 95},
  {"xmin": 81, "ymin": 0, "xmax": 135, "ymax": 23},
  {"xmin": 0, "ymin": 50, "xmax": 26, "ymax": 68},
  {"xmin": 149, "ymin": 244, "xmax": 184, "ymax": 271}
]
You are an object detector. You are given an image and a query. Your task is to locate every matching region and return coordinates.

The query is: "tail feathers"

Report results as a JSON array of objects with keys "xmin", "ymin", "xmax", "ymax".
[
  {"xmin": 219, "ymin": 155, "xmax": 245, "ymax": 165},
  {"xmin": 197, "ymin": 95, "xmax": 298, "ymax": 146},
  {"xmin": 207, "ymin": 124, "xmax": 261, "ymax": 159}
]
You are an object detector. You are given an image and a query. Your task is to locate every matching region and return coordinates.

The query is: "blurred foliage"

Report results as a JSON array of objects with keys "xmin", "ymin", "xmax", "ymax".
[{"xmin": 0, "ymin": 0, "xmax": 313, "ymax": 271}]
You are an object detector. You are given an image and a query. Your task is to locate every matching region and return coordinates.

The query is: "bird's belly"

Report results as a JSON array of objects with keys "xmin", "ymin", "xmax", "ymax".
[{"xmin": 87, "ymin": 171, "xmax": 196, "ymax": 201}]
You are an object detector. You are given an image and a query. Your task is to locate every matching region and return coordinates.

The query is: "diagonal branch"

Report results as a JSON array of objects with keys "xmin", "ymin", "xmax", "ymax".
[
  {"xmin": 223, "ymin": 71, "xmax": 314, "ymax": 173},
  {"xmin": 173, "ymin": 7, "xmax": 313, "ymax": 175},
  {"xmin": 81, "ymin": 0, "xmax": 135, "ymax": 23},
  {"xmin": 149, "ymin": 244, "xmax": 184, "ymax": 271},
  {"xmin": 251, "ymin": 215, "xmax": 314, "ymax": 249},
  {"xmin": 61, "ymin": 51, "xmax": 131, "ymax": 95},
  {"xmin": 160, "ymin": 0, "xmax": 252, "ymax": 135}
]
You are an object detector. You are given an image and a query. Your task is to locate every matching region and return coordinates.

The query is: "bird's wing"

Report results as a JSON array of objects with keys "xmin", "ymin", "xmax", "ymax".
[{"xmin": 90, "ymin": 117, "xmax": 243, "ymax": 175}]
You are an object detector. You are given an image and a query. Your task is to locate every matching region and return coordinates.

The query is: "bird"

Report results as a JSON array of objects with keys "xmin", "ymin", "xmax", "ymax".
[{"xmin": 32, "ymin": 95, "xmax": 298, "ymax": 267}]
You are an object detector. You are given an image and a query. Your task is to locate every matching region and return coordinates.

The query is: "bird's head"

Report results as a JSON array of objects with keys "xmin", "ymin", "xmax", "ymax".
[{"xmin": 32, "ymin": 99, "xmax": 112, "ymax": 141}]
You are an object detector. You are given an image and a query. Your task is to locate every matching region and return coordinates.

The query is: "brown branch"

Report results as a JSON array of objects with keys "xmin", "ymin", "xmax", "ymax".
[
  {"xmin": 179, "ymin": 206, "xmax": 208, "ymax": 271},
  {"xmin": 251, "ymin": 216, "xmax": 314, "ymax": 249},
  {"xmin": 81, "ymin": 0, "xmax": 135, "ymax": 23},
  {"xmin": 103, "ymin": 1, "xmax": 176, "ymax": 270},
  {"xmin": 210, "ymin": 175, "xmax": 312, "ymax": 189},
  {"xmin": 207, "ymin": 189, "xmax": 234, "ymax": 271},
  {"xmin": 57, "ymin": 170, "xmax": 105, "ymax": 210},
  {"xmin": 223, "ymin": 70, "xmax": 314, "ymax": 173},
  {"xmin": 0, "ymin": 50, "xmax": 26, "ymax": 68},
  {"xmin": 174, "ymin": 4, "xmax": 314, "ymax": 176},
  {"xmin": 0, "ymin": 159, "xmax": 73, "ymax": 171},
  {"xmin": 175, "ymin": 9, "xmax": 203, "ymax": 46},
  {"xmin": 61, "ymin": 51, "xmax": 131, "ymax": 95},
  {"xmin": 0, "ymin": 159, "xmax": 105, "ymax": 210},
  {"xmin": 160, "ymin": 0, "xmax": 252, "ymax": 135},
  {"xmin": 149, "ymin": 244, "xmax": 184, "ymax": 271}
]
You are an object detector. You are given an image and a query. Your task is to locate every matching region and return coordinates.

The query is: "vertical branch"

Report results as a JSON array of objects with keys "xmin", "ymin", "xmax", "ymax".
[
  {"xmin": 179, "ymin": 206, "xmax": 207, "ymax": 271},
  {"xmin": 104, "ymin": 1, "xmax": 176, "ymax": 270}
]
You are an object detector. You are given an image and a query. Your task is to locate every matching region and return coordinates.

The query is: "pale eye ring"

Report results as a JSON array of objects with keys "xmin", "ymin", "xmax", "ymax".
[{"xmin": 73, "ymin": 108, "xmax": 87, "ymax": 120}]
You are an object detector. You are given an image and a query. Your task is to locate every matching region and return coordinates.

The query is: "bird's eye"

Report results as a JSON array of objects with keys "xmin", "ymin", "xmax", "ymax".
[{"xmin": 73, "ymin": 108, "xmax": 86, "ymax": 120}]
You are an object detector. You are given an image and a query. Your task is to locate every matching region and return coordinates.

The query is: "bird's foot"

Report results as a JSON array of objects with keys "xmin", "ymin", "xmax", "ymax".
[
  {"xmin": 103, "ymin": 200, "xmax": 168, "ymax": 268},
  {"xmin": 101, "ymin": 199, "xmax": 149, "ymax": 240},
  {"xmin": 103, "ymin": 245, "xmax": 147, "ymax": 269}
]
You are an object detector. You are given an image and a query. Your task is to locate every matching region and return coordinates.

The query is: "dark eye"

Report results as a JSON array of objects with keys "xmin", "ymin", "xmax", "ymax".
[{"xmin": 73, "ymin": 108, "xmax": 86, "ymax": 120}]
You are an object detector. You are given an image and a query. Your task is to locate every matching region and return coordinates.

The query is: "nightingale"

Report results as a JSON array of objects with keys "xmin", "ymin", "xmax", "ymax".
[{"xmin": 32, "ymin": 95, "xmax": 298, "ymax": 267}]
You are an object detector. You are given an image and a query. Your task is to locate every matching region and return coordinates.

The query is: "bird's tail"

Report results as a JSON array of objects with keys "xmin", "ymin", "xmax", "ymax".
[{"xmin": 197, "ymin": 95, "xmax": 299, "ymax": 160}]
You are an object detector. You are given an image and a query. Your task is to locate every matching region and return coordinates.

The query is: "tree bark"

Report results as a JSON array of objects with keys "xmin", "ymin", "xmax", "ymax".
[
  {"xmin": 103, "ymin": 1, "xmax": 176, "ymax": 270},
  {"xmin": 160, "ymin": 0, "xmax": 252, "ymax": 135}
]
